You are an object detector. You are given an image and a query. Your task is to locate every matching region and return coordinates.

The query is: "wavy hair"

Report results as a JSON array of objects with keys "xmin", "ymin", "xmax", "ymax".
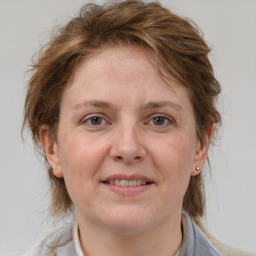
[{"xmin": 23, "ymin": 0, "xmax": 221, "ymax": 221}]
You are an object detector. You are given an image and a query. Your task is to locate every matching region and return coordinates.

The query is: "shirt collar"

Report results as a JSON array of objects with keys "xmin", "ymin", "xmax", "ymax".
[
  {"xmin": 73, "ymin": 221, "xmax": 182, "ymax": 256},
  {"xmin": 73, "ymin": 223, "xmax": 85, "ymax": 256},
  {"xmin": 72, "ymin": 212, "xmax": 219, "ymax": 256}
]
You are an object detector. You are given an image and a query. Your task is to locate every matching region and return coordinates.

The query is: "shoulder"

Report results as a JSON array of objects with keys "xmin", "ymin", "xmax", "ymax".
[
  {"xmin": 209, "ymin": 238, "xmax": 256, "ymax": 256},
  {"xmin": 180, "ymin": 212, "xmax": 222, "ymax": 256},
  {"xmin": 192, "ymin": 216, "xmax": 256, "ymax": 256},
  {"xmin": 21, "ymin": 223, "xmax": 76, "ymax": 256}
]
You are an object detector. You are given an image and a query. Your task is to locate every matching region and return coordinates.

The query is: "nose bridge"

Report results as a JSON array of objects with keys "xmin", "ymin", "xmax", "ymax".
[{"xmin": 110, "ymin": 118, "xmax": 146, "ymax": 162}]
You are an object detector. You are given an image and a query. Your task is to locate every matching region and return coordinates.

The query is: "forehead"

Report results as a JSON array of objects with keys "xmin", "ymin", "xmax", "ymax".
[
  {"xmin": 68, "ymin": 45, "xmax": 181, "ymax": 92},
  {"xmin": 74, "ymin": 46, "xmax": 156, "ymax": 79},
  {"xmin": 62, "ymin": 46, "xmax": 190, "ymax": 109}
]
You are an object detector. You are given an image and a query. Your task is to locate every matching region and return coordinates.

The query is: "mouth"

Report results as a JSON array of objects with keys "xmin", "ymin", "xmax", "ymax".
[
  {"xmin": 102, "ymin": 179, "xmax": 154, "ymax": 186},
  {"xmin": 101, "ymin": 174, "xmax": 154, "ymax": 196}
]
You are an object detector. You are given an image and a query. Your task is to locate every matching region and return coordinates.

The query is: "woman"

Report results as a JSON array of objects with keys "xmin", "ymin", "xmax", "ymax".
[{"xmin": 21, "ymin": 1, "xmax": 254, "ymax": 255}]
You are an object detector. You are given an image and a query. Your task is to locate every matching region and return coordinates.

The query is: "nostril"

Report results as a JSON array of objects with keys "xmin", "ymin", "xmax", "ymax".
[
  {"xmin": 111, "ymin": 145, "xmax": 146, "ymax": 163},
  {"xmin": 115, "ymin": 155, "xmax": 143, "ymax": 163},
  {"xmin": 115, "ymin": 155, "xmax": 140, "ymax": 161}
]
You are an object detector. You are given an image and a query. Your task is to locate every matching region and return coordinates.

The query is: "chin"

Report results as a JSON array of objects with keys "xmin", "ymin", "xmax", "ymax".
[{"xmin": 100, "ymin": 206, "xmax": 155, "ymax": 235}]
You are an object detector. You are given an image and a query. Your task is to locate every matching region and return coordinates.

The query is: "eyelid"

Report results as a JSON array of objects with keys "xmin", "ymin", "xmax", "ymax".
[
  {"xmin": 81, "ymin": 113, "xmax": 110, "ymax": 126},
  {"xmin": 146, "ymin": 114, "xmax": 174, "ymax": 126}
]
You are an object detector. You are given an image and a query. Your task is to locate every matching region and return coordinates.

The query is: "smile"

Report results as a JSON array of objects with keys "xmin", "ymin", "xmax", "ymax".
[
  {"xmin": 101, "ymin": 175, "xmax": 154, "ymax": 196},
  {"xmin": 103, "ymin": 179, "xmax": 153, "ymax": 186}
]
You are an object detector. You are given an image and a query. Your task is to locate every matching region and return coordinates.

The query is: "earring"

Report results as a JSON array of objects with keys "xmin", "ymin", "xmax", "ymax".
[{"xmin": 196, "ymin": 166, "xmax": 200, "ymax": 171}]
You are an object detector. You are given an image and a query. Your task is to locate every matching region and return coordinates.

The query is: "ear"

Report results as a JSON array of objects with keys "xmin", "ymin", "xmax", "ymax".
[
  {"xmin": 191, "ymin": 124, "xmax": 214, "ymax": 176},
  {"xmin": 39, "ymin": 125, "xmax": 63, "ymax": 178}
]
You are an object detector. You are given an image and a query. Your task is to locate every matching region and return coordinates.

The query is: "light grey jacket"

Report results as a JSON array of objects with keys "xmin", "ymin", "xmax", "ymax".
[
  {"xmin": 20, "ymin": 213, "xmax": 256, "ymax": 256},
  {"xmin": 21, "ymin": 212, "xmax": 225, "ymax": 256}
]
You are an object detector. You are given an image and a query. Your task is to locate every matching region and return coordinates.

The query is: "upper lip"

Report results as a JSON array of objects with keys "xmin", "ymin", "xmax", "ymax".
[{"xmin": 102, "ymin": 174, "xmax": 154, "ymax": 183}]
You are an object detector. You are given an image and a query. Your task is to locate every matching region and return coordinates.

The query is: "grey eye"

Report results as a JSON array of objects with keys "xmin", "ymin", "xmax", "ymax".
[{"xmin": 90, "ymin": 117, "xmax": 103, "ymax": 125}]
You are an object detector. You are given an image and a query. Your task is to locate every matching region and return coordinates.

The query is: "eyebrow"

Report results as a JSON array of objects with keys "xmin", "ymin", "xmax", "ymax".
[
  {"xmin": 142, "ymin": 101, "xmax": 182, "ymax": 112},
  {"xmin": 71, "ymin": 100, "xmax": 182, "ymax": 112},
  {"xmin": 72, "ymin": 100, "xmax": 114, "ymax": 111}
]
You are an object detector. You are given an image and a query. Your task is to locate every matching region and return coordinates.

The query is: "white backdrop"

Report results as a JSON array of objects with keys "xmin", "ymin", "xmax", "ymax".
[{"xmin": 0, "ymin": 0, "xmax": 255, "ymax": 255}]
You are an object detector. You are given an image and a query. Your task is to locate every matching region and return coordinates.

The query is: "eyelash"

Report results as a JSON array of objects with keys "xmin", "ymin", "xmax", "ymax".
[
  {"xmin": 146, "ymin": 115, "xmax": 174, "ymax": 127},
  {"xmin": 81, "ymin": 114, "xmax": 174, "ymax": 128},
  {"xmin": 81, "ymin": 115, "xmax": 108, "ymax": 126}
]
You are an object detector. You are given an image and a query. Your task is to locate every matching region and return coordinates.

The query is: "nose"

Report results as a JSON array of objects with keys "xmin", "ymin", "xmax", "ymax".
[{"xmin": 110, "ymin": 123, "xmax": 146, "ymax": 164}]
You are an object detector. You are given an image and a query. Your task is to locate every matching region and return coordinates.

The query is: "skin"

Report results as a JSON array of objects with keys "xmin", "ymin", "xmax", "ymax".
[{"xmin": 40, "ymin": 46, "xmax": 212, "ymax": 256}]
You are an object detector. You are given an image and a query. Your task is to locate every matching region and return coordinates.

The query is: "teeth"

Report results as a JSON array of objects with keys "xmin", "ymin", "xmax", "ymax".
[
  {"xmin": 106, "ymin": 179, "xmax": 150, "ymax": 186},
  {"xmin": 114, "ymin": 180, "xmax": 120, "ymax": 186},
  {"xmin": 128, "ymin": 180, "xmax": 136, "ymax": 186},
  {"xmin": 136, "ymin": 180, "xmax": 141, "ymax": 186},
  {"xmin": 120, "ymin": 180, "xmax": 128, "ymax": 186}
]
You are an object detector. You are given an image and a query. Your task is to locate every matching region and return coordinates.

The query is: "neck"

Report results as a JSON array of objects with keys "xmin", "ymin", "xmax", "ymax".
[{"xmin": 76, "ymin": 211, "xmax": 183, "ymax": 256}]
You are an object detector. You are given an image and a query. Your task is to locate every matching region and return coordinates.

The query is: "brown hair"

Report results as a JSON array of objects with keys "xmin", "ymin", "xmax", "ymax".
[{"xmin": 23, "ymin": 0, "xmax": 221, "ymax": 220}]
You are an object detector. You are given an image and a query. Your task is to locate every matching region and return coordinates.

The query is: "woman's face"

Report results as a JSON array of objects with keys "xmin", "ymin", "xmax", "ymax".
[{"xmin": 42, "ymin": 46, "xmax": 209, "ymax": 234}]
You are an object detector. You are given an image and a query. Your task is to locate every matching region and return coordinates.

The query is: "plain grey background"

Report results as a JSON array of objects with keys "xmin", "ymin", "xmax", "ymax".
[{"xmin": 0, "ymin": 0, "xmax": 255, "ymax": 255}]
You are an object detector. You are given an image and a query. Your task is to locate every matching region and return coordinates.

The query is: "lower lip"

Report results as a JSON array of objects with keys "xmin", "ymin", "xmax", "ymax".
[{"xmin": 102, "ymin": 183, "xmax": 154, "ymax": 196}]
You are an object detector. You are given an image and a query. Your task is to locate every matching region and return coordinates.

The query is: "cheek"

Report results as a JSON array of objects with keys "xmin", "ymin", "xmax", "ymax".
[
  {"xmin": 57, "ymin": 135, "xmax": 109, "ymax": 193},
  {"xmin": 57, "ymin": 139, "xmax": 97, "ymax": 207},
  {"xmin": 151, "ymin": 135, "xmax": 196, "ymax": 189},
  {"xmin": 153, "ymin": 134, "xmax": 196, "ymax": 169}
]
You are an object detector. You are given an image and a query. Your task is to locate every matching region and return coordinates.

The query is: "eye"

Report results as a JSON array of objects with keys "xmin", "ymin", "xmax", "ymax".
[
  {"xmin": 90, "ymin": 116, "xmax": 104, "ymax": 125},
  {"xmin": 82, "ymin": 115, "xmax": 108, "ymax": 126},
  {"xmin": 148, "ymin": 115, "xmax": 173, "ymax": 126},
  {"xmin": 153, "ymin": 116, "xmax": 166, "ymax": 126}
]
